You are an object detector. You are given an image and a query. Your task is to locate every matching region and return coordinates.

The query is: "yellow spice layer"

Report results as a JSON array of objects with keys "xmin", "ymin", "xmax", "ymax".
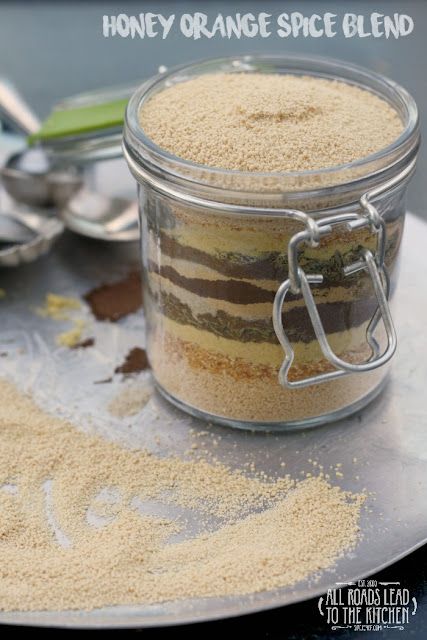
[
  {"xmin": 148, "ymin": 269, "xmax": 373, "ymax": 322},
  {"xmin": 154, "ymin": 313, "xmax": 372, "ymax": 368},
  {"xmin": 158, "ymin": 215, "xmax": 381, "ymax": 256},
  {"xmin": 140, "ymin": 72, "xmax": 403, "ymax": 173}
]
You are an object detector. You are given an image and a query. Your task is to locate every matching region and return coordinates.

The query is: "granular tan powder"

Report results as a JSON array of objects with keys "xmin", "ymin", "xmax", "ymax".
[
  {"xmin": 140, "ymin": 73, "xmax": 403, "ymax": 172},
  {"xmin": 0, "ymin": 378, "xmax": 364, "ymax": 612}
]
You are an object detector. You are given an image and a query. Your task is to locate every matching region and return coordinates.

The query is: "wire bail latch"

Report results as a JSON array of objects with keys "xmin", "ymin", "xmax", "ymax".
[{"xmin": 272, "ymin": 202, "xmax": 397, "ymax": 390}]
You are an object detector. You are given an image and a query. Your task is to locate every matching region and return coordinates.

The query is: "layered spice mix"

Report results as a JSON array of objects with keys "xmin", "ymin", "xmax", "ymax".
[{"xmin": 138, "ymin": 72, "xmax": 404, "ymax": 423}]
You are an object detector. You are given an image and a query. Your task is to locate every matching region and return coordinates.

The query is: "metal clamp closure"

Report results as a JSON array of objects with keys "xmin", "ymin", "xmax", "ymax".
[{"xmin": 273, "ymin": 205, "xmax": 397, "ymax": 389}]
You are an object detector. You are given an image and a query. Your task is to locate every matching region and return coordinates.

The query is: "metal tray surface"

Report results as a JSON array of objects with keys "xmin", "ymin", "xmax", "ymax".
[{"xmin": 0, "ymin": 214, "xmax": 426, "ymax": 628}]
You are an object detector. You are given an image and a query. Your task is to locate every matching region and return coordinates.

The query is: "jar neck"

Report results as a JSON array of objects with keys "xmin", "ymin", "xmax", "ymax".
[{"xmin": 123, "ymin": 139, "xmax": 417, "ymax": 220}]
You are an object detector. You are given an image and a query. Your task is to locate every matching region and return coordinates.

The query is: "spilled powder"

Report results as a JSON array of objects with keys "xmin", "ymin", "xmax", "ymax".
[
  {"xmin": 114, "ymin": 347, "xmax": 149, "ymax": 376},
  {"xmin": 35, "ymin": 293, "xmax": 87, "ymax": 348},
  {"xmin": 140, "ymin": 72, "xmax": 403, "ymax": 172},
  {"xmin": 71, "ymin": 338, "xmax": 95, "ymax": 350},
  {"xmin": 55, "ymin": 318, "xmax": 86, "ymax": 348},
  {"xmin": 108, "ymin": 379, "xmax": 153, "ymax": 418},
  {"xmin": 36, "ymin": 293, "xmax": 81, "ymax": 321},
  {"xmin": 0, "ymin": 378, "xmax": 364, "ymax": 612},
  {"xmin": 84, "ymin": 272, "xmax": 142, "ymax": 322}
]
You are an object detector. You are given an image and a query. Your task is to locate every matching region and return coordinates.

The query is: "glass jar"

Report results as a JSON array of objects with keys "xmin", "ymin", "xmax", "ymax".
[{"xmin": 123, "ymin": 54, "xmax": 419, "ymax": 430}]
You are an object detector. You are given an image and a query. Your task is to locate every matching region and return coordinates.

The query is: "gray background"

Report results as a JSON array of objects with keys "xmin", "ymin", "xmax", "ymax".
[{"xmin": 0, "ymin": 0, "xmax": 425, "ymax": 217}]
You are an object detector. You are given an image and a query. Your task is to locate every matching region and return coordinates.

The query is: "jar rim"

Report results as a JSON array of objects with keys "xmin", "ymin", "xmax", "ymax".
[{"xmin": 124, "ymin": 53, "xmax": 420, "ymax": 202}]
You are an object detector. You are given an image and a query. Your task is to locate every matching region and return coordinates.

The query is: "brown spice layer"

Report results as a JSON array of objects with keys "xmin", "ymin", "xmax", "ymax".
[
  {"xmin": 151, "ymin": 261, "xmax": 275, "ymax": 304},
  {"xmin": 149, "ymin": 259, "xmax": 382, "ymax": 306}
]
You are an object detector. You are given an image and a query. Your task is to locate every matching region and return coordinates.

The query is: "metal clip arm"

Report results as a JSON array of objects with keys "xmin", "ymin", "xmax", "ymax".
[{"xmin": 273, "ymin": 211, "xmax": 397, "ymax": 389}]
